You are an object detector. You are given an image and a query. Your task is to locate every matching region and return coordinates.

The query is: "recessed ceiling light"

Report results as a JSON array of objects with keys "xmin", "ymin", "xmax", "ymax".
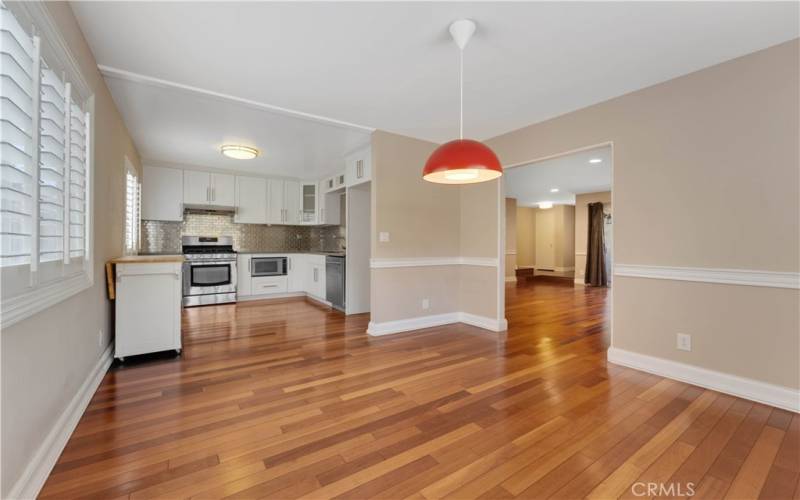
[
  {"xmin": 221, "ymin": 145, "xmax": 259, "ymax": 160},
  {"xmin": 539, "ymin": 201, "xmax": 553, "ymax": 209},
  {"xmin": 550, "ymin": 188, "xmax": 559, "ymax": 193},
  {"xmin": 589, "ymin": 158, "xmax": 603, "ymax": 164}
]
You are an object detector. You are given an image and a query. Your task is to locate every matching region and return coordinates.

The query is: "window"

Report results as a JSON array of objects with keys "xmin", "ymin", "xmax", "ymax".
[
  {"xmin": 1, "ymin": 2, "xmax": 93, "ymax": 328},
  {"xmin": 124, "ymin": 159, "xmax": 140, "ymax": 255}
]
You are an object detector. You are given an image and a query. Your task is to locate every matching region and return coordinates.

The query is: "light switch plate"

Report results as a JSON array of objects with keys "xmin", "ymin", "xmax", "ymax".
[{"xmin": 379, "ymin": 232, "xmax": 390, "ymax": 242}]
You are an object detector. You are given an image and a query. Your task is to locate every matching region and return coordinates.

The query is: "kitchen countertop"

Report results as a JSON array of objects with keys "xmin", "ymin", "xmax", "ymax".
[
  {"xmin": 109, "ymin": 254, "xmax": 185, "ymax": 264},
  {"xmin": 236, "ymin": 251, "xmax": 346, "ymax": 257}
]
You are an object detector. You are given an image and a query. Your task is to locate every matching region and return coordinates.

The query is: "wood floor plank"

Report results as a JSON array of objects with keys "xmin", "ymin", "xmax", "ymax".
[{"xmin": 36, "ymin": 280, "xmax": 797, "ymax": 500}]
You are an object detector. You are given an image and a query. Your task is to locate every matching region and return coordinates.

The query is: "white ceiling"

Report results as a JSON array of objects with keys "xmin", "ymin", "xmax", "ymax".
[
  {"xmin": 71, "ymin": 2, "xmax": 798, "ymax": 176},
  {"xmin": 103, "ymin": 74, "xmax": 371, "ymax": 178},
  {"xmin": 505, "ymin": 146, "xmax": 612, "ymax": 207}
]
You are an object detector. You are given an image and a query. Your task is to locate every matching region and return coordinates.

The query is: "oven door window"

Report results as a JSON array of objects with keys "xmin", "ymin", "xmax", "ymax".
[
  {"xmin": 191, "ymin": 264, "xmax": 231, "ymax": 287},
  {"xmin": 252, "ymin": 259, "xmax": 280, "ymax": 276}
]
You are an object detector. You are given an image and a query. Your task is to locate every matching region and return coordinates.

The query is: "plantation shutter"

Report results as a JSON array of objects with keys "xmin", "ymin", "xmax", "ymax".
[
  {"xmin": 0, "ymin": 3, "xmax": 36, "ymax": 266},
  {"xmin": 38, "ymin": 64, "xmax": 66, "ymax": 264},
  {"xmin": 69, "ymin": 99, "xmax": 87, "ymax": 258}
]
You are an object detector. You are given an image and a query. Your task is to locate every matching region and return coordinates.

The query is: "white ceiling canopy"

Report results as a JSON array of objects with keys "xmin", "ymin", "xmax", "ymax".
[
  {"xmin": 71, "ymin": 2, "xmax": 799, "ymax": 174},
  {"xmin": 505, "ymin": 146, "xmax": 612, "ymax": 207}
]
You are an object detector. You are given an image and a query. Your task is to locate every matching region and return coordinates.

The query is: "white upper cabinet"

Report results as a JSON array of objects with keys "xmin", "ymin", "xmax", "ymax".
[
  {"xmin": 267, "ymin": 179, "xmax": 285, "ymax": 224},
  {"xmin": 319, "ymin": 182, "xmax": 342, "ymax": 226},
  {"xmin": 211, "ymin": 173, "xmax": 235, "ymax": 207},
  {"xmin": 183, "ymin": 170, "xmax": 211, "ymax": 206},
  {"xmin": 301, "ymin": 183, "xmax": 318, "ymax": 224},
  {"xmin": 183, "ymin": 171, "xmax": 235, "ymax": 208},
  {"xmin": 234, "ymin": 176, "xmax": 267, "ymax": 224},
  {"xmin": 345, "ymin": 146, "xmax": 371, "ymax": 187},
  {"xmin": 142, "ymin": 166, "xmax": 183, "ymax": 221},
  {"xmin": 284, "ymin": 180, "xmax": 301, "ymax": 225}
]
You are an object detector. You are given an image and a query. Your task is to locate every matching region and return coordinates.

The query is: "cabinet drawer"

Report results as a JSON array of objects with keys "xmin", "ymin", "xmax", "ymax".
[{"xmin": 251, "ymin": 275, "xmax": 288, "ymax": 294}]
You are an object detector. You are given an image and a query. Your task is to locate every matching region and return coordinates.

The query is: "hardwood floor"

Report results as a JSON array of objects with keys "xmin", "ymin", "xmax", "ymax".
[{"xmin": 40, "ymin": 281, "xmax": 798, "ymax": 499}]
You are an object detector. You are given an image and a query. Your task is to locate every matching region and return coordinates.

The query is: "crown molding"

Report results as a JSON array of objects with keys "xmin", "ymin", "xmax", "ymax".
[{"xmin": 98, "ymin": 65, "xmax": 375, "ymax": 133}]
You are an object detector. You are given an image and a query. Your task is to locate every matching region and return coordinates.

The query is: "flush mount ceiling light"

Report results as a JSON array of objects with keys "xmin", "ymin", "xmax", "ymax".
[
  {"xmin": 539, "ymin": 201, "xmax": 553, "ymax": 209},
  {"xmin": 589, "ymin": 158, "xmax": 603, "ymax": 164},
  {"xmin": 221, "ymin": 145, "xmax": 259, "ymax": 160},
  {"xmin": 550, "ymin": 188, "xmax": 559, "ymax": 193},
  {"xmin": 423, "ymin": 19, "xmax": 502, "ymax": 184}
]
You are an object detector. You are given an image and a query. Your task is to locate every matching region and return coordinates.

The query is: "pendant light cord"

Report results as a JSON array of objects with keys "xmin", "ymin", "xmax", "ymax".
[{"xmin": 459, "ymin": 48, "xmax": 464, "ymax": 140}]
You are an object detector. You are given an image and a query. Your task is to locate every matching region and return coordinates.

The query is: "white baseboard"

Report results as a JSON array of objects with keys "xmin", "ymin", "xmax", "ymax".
[
  {"xmin": 367, "ymin": 312, "xmax": 507, "ymax": 336},
  {"xmin": 607, "ymin": 347, "xmax": 800, "ymax": 413},
  {"xmin": 574, "ymin": 278, "xmax": 584, "ymax": 285},
  {"xmin": 459, "ymin": 313, "xmax": 508, "ymax": 332},
  {"xmin": 8, "ymin": 343, "xmax": 114, "ymax": 499},
  {"xmin": 505, "ymin": 276, "xmax": 517, "ymax": 283}
]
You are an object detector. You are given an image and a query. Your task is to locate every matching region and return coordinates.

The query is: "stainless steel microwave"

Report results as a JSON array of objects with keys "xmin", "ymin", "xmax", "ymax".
[{"xmin": 250, "ymin": 256, "xmax": 287, "ymax": 277}]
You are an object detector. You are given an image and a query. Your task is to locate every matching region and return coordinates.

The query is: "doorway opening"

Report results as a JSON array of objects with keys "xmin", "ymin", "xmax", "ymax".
[{"xmin": 501, "ymin": 144, "xmax": 613, "ymax": 344}]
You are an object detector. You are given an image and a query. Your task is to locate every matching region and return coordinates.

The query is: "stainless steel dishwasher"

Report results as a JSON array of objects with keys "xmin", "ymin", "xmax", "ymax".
[{"xmin": 325, "ymin": 255, "xmax": 345, "ymax": 312}]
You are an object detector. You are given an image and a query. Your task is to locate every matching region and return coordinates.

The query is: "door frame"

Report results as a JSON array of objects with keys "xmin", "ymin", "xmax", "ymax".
[{"xmin": 497, "ymin": 141, "xmax": 615, "ymax": 344}]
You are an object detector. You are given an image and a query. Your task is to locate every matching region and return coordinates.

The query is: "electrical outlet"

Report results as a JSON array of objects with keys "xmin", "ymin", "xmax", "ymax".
[
  {"xmin": 379, "ymin": 232, "xmax": 390, "ymax": 243},
  {"xmin": 422, "ymin": 298, "xmax": 430, "ymax": 310},
  {"xmin": 98, "ymin": 329, "xmax": 104, "ymax": 347},
  {"xmin": 677, "ymin": 333, "xmax": 691, "ymax": 352}
]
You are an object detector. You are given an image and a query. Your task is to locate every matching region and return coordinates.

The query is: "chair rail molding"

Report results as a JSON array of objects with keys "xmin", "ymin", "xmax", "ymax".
[
  {"xmin": 370, "ymin": 257, "xmax": 498, "ymax": 268},
  {"xmin": 614, "ymin": 264, "xmax": 800, "ymax": 289}
]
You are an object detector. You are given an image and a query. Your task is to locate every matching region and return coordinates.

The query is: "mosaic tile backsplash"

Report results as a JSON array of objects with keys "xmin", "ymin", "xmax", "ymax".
[{"xmin": 141, "ymin": 211, "xmax": 345, "ymax": 254}]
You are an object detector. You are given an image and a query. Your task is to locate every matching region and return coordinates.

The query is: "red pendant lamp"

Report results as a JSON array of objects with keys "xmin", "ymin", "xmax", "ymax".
[{"xmin": 423, "ymin": 19, "xmax": 502, "ymax": 184}]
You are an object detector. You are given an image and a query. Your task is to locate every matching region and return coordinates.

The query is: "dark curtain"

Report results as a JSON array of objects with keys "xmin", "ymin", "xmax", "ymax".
[{"xmin": 584, "ymin": 202, "xmax": 608, "ymax": 286}]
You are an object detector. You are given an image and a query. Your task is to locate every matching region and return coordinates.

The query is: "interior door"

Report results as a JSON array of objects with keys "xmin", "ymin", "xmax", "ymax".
[{"xmin": 535, "ymin": 209, "xmax": 556, "ymax": 270}]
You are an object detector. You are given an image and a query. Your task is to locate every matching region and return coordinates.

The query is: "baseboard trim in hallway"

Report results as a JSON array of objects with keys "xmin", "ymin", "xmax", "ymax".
[
  {"xmin": 608, "ymin": 347, "xmax": 800, "ymax": 412},
  {"xmin": 8, "ymin": 343, "xmax": 114, "ymax": 499},
  {"xmin": 367, "ymin": 312, "xmax": 507, "ymax": 336}
]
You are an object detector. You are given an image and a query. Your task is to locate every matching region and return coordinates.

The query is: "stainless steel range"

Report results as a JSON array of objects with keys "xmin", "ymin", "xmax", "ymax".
[{"xmin": 182, "ymin": 236, "xmax": 237, "ymax": 307}]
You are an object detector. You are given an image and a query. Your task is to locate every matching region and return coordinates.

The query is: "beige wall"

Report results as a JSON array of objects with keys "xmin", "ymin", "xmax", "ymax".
[
  {"xmin": 460, "ymin": 181, "xmax": 500, "ymax": 319},
  {"xmin": 487, "ymin": 40, "xmax": 799, "ymax": 389},
  {"xmin": 370, "ymin": 130, "xmax": 500, "ymax": 324},
  {"xmin": 504, "ymin": 198, "xmax": 517, "ymax": 279},
  {"xmin": 574, "ymin": 191, "xmax": 611, "ymax": 282},
  {"xmin": 516, "ymin": 207, "xmax": 536, "ymax": 268},
  {"xmin": 1, "ymin": 3, "xmax": 141, "ymax": 495}
]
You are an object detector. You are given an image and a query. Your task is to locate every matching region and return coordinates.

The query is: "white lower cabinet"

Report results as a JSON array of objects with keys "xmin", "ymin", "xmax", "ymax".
[
  {"xmin": 237, "ymin": 253, "xmax": 326, "ymax": 302},
  {"xmin": 237, "ymin": 254, "xmax": 253, "ymax": 297},
  {"xmin": 115, "ymin": 262, "xmax": 182, "ymax": 360},
  {"xmin": 306, "ymin": 255, "xmax": 326, "ymax": 300},
  {"xmin": 251, "ymin": 275, "xmax": 288, "ymax": 295},
  {"xmin": 288, "ymin": 254, "xmax": 306, "ymax": 292}
]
